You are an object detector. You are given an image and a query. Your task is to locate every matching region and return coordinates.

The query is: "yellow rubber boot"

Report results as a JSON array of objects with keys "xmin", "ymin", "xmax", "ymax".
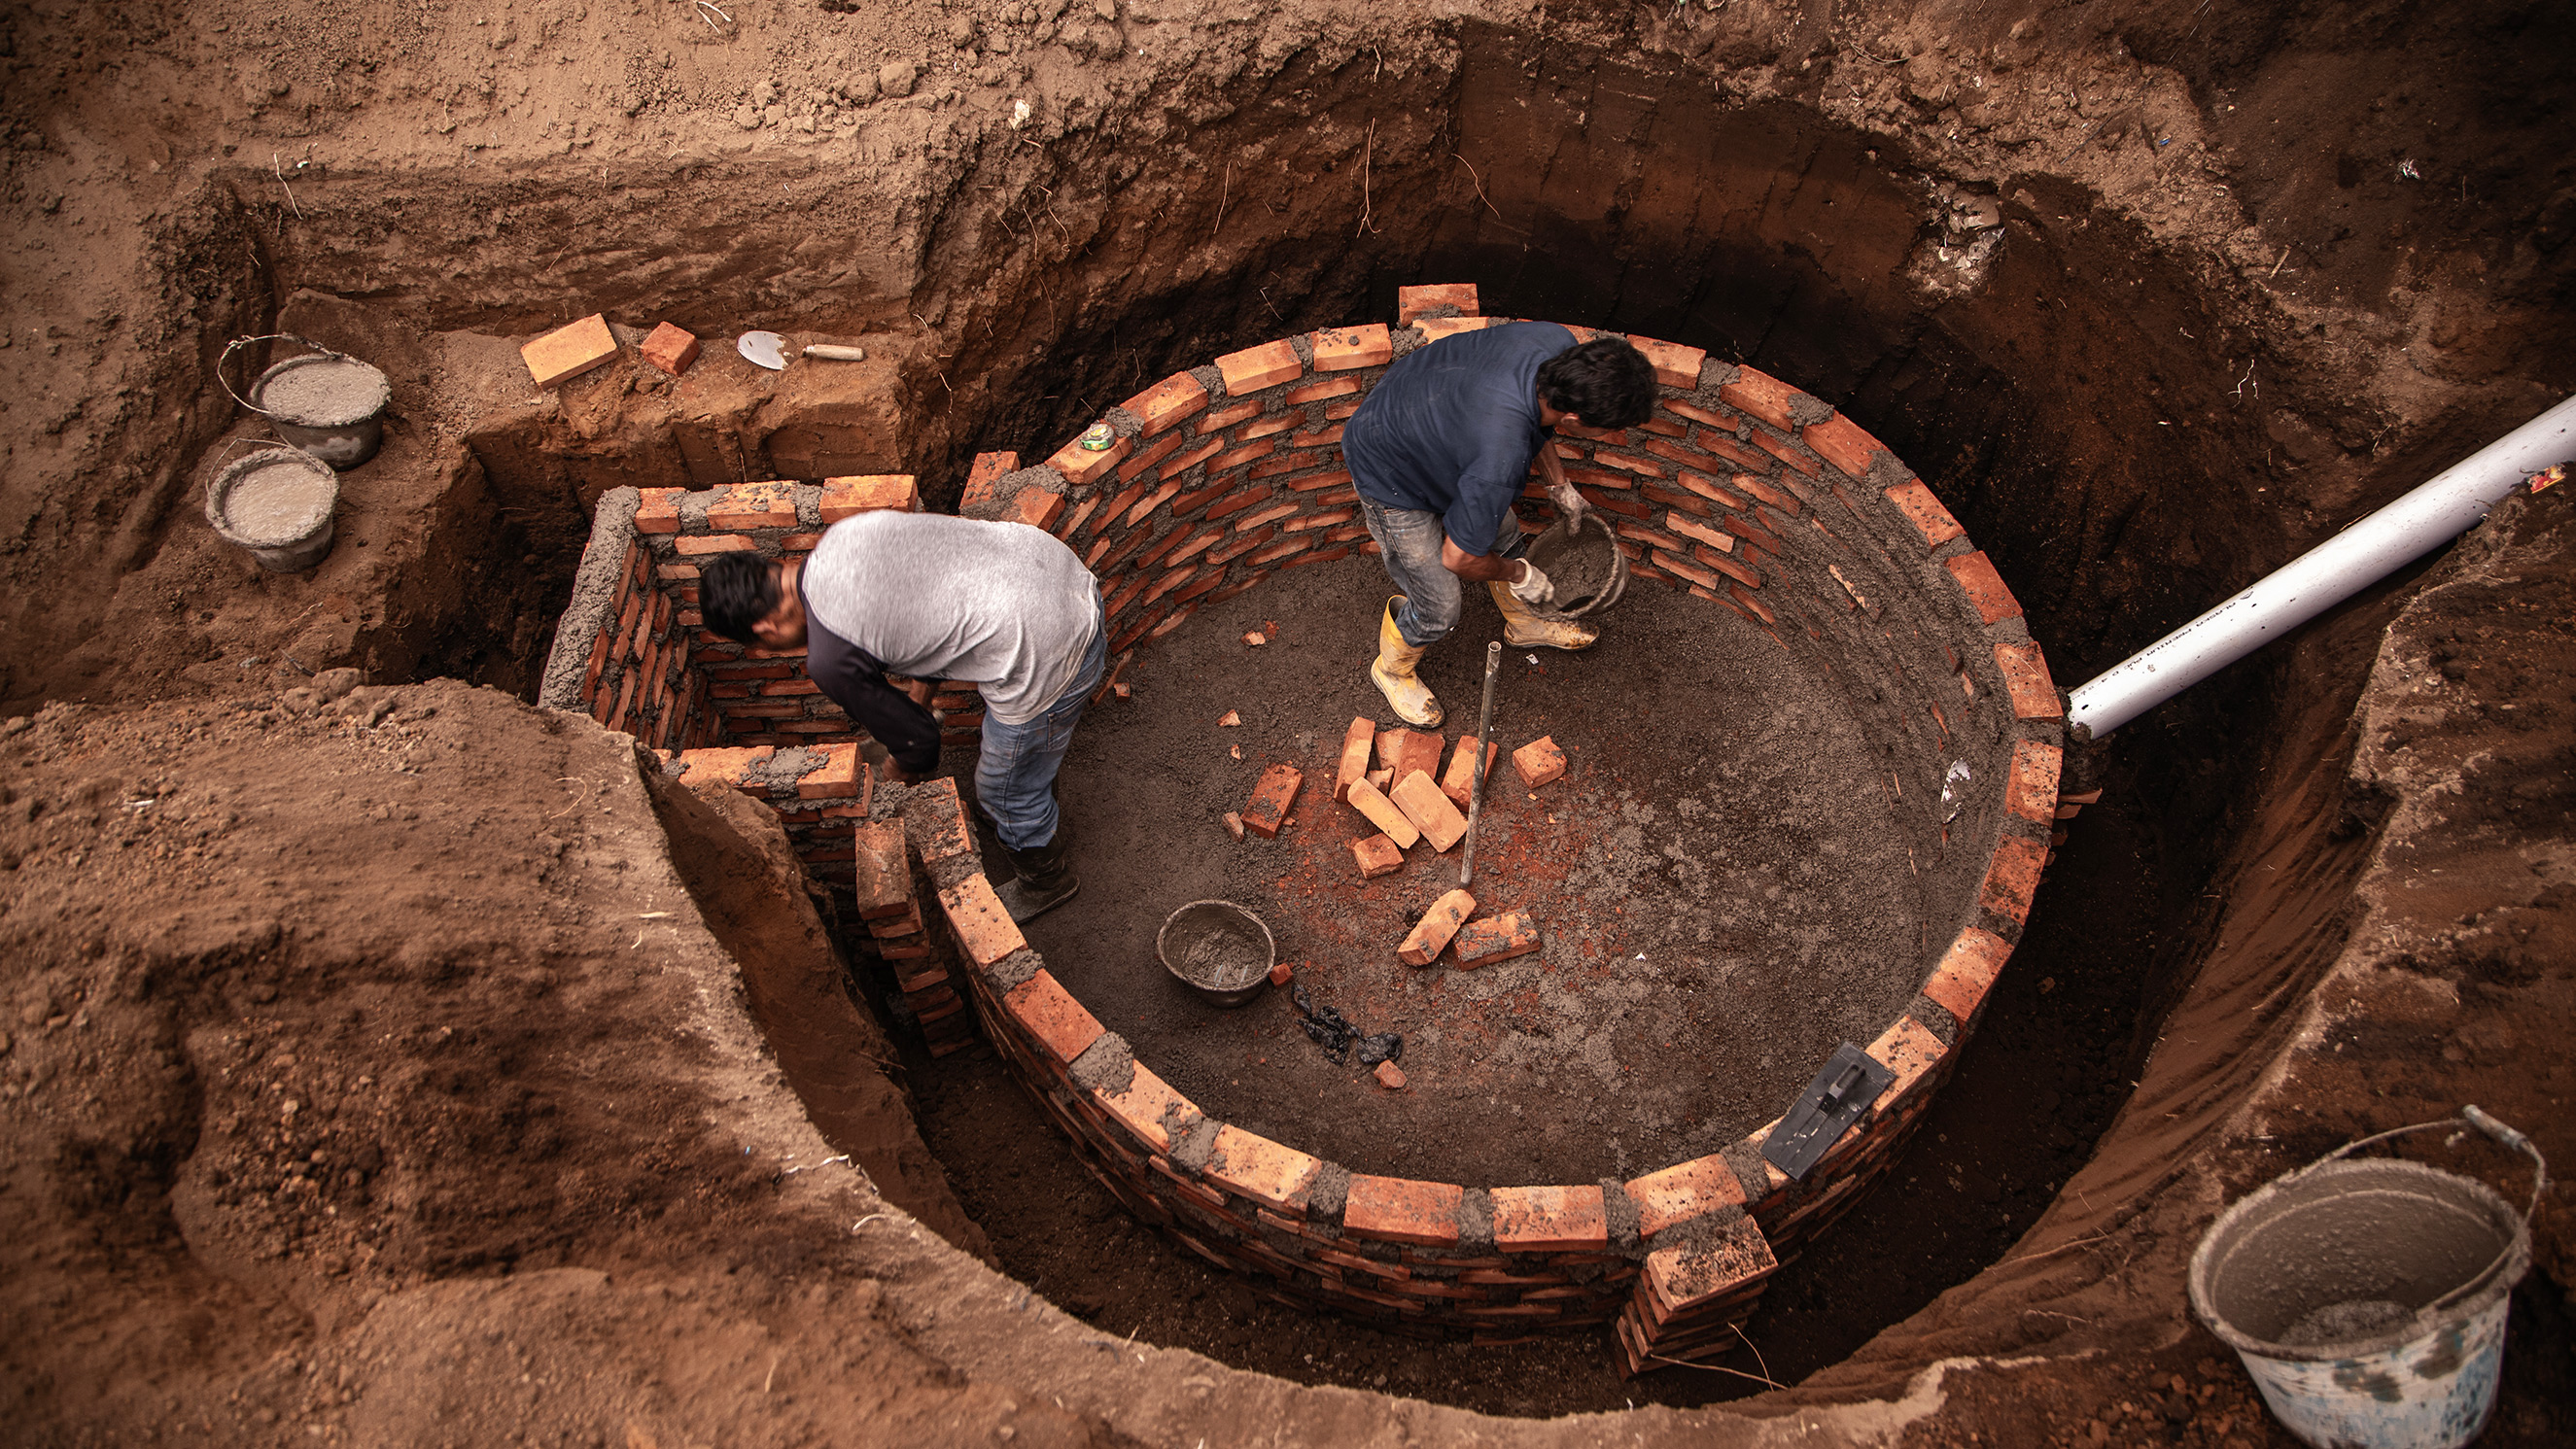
[
  {"xmin": 1487, "ymin": 580, "xmax": 1601, "ymax": 650},
  {"xmin": 1368, "ymin": 597, "xmax": 1444, "ymax": 727}
]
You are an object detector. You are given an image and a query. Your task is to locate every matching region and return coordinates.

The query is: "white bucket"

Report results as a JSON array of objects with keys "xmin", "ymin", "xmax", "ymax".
[{"xmin": 2188, "ymin": 1111, "xmax": 2543, "ymax": 1449}]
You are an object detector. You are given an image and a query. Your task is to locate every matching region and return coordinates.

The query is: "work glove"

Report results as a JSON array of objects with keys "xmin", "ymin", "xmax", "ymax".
[
  {"xmin": 1508, "ymin": 560, "xmax": 1556, "ymax": 606},
  {"xmin": 1549, "ymin": 479, "xmax": 1587, "ymax": 525}
]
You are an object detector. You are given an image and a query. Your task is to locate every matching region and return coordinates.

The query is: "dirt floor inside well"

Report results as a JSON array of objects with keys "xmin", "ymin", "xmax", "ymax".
[{"xmin": 5, "ymin": 0, "xmax": 2575, "ymax": 1443}]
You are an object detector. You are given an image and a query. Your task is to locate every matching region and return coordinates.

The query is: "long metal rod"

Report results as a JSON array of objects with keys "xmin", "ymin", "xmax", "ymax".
[
  {"xmin": 2067, "ymin": 392, "xmax": 2576, "ymax": 739},
  {"xmin": 1459, "ymin": 640, "xmax": 1501, "ymax": 886}
]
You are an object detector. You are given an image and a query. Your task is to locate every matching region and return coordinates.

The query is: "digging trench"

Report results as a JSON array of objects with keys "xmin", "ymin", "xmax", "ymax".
[{"xmin": 75, "ymin": 7, "xmax": 2566, "ymax": 1430}]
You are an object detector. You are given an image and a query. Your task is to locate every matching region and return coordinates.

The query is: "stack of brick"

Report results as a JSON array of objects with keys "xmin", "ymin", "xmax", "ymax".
[
  {"xmin": 652, "ymin": 742, "xmax": 871, "ymax": 889},
  {"xmin": 854, "ymin": 811, "xmax": 974, "ymax": 1055}
]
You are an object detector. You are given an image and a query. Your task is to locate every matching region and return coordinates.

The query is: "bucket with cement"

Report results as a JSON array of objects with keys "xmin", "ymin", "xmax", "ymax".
[
  {"xmin": 207, "ymin": 448, "xmax": 339, "ymax": 572},
  {"xmin": 1157, "ymin": 900, "xmax": 1275, "ymax": 1009},
  {"xmin": 2187, "ymin": 1108, "xmax": 2545, "ymax": 1449},
  {"xmin": 251, "ymin": 352, "xmax": 391, "ymax": 468},
  {"xmin": 1520, "ymin": 511, "xmax": 1627, "ymax": 621}
]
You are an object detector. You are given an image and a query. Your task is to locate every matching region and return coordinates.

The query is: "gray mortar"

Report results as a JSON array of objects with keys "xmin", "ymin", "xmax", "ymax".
[
  {"xmin": 743, "ymin": 746, "xmax": 818, "ymax": 796},
  {"xmin": 985, "ymin": 946, "xmax": 1043, "ymax": 992},
  {"xmin": 1908, "ymin": 991, "xmax": 1962, "ymax": 1046},
  {"xmin": 1388, "ymin": 326, "xmax": 1428, "ymax": 361},
  {"xmin": 1454, "ymin": 1188, "xmax": 1495, "ymax": 1252},
  {"xmin": 1863, "ymin": 449, "xmax": 1920, "ymax": 492},
  {"xmin": 1285, "ymin": 334, "xmax": 1314, "ymax": 366},
  {"xmin": 1307, "ymin": 1163, "xmax": 1352, "ymax": 1223},
  {"xmin": 1169, "ymin": 1115, "xmax": 1221, "ymax": 1173},
  {"xmin": 1411, "ymin": 303, "xmax": 1465, "ymax": 322},
  {"xmin": 212, "ymin": 453, "xmax": 336, "ymax": 545},
  {"xmin": 1187, "ymin": 363, "xmax": 1226, "ymax": 399},
  {"xmin": 254, "ymin": 353, "xmax": 391, "ymax": 427},
  {"xmin": 925, "ymin": 854, "xmax": 980, "ymax": 894},
  {"xmin": 537, "ymin": 487, "xmax": 641, "ymax": 710},
  {"xmin": 1720, "ymin": 1138, "xmax": 1775, "ymax": 1204},
  {"xmin": 1787, "ymin": 393, "xmax": 1836, "ymax": 429},
  {"xmin": 678, "ymin": 490, "xmax": 714, "ymax": 533},
  {"xmin": 1158, "ymin": 1097, "xmax": 1202, "ymax": 1148},
  {"xmin": 1101, "ymin": 406, "xmax": 1145, "ymax": 440},
  {"xmin": 1068, "ymin": 1030, "xmax": 1139, "ymax": 1095},
  {"xmin": 1653, "ymin": 1201, "xmax": 1758, "ymax": 1254},
  {"xmin": 1599, "ymin": 1179, "xmax": 1644, "ymax": 1254},
  {"xmin": 1695, "ymin": 358, "xmax": 1740, "ymax": 392},
  {"xmin": 992, "ymin": 464, "xmax": 1069, "ymax": 509},
  {"xmin": 794, "ymin": 484, "xmax": 824, "ymax": 531}
]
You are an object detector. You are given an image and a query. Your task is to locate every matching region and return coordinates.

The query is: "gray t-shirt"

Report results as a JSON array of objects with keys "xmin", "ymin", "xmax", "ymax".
[{"xmin": 799, "ymin": 511, "xmax": 1101, "ymax": 725}]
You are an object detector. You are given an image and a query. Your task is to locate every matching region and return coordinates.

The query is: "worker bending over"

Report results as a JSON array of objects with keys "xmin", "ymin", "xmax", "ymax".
[
  {"xmin": 700, "ymin": 512, "xmax": 1104, "ymax": 922},
  {"xmin": 1340, "ymin": 322, "xmax": 1658, "ymax": 726}
]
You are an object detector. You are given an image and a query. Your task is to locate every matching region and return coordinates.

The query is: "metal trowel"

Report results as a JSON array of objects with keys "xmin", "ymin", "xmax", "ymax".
[
  {"xmin": 736, "ymin": 330, "xmax": 788, "ymax": 370},
  {"xmin": 1760, "ymin": 1042, "xmax": 1896, "ymax": 1182}
]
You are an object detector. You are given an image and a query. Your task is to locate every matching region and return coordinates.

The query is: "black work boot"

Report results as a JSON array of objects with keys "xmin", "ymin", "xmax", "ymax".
[{"xmin": 994, "ymin": 824, "xmax": 1080, "ymax": 922}]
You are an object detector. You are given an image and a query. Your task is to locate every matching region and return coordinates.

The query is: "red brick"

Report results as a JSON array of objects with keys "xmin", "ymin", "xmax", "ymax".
[
  {"xmin": 1269, "ymin": 959, "xmax": 1296, "ymax": 986},
  {"xmin": 2005, "ymin": 740, "xmax": 2063, "ymax": 825},
  {"xmin": 1717, "ymin": 365, "xmax": 1802, "ymax": 431},
  {"xmin": 1416, "ymin": 316, "xmax": 1491, "ymax": 342},
  {"xmin": 937, "ymin": 873, "xmax": 1027, "ymax": 968},
  {"xmin": 1250, "ymin": 536, "xmax": 1314, "ymax": 567},
  {"xmin": 1980, "ymin": 836, "xmax": 2049, "ymax": 924},
  {"xmin": 708, "ymin": 482, "xmax": 799, "ymax": 531},
  {"xmin": 1238, "ymin": 413, "xmax": 1301, "ymax": 442},
  {"xmin": 1216, "ymin": 339, "xmax": 1303, "ymax": 395},
  {"xmin": 1285, "ymin": 507, "xmax": 1356, "ymax": 534},
  {"xmin": 1171, "ymin": 569, "xmax": 1227, "ymax": 605},
  {"xmin": 1753, "ymin": 429, "xmax": 1823, "ymax": 477},
  {"xmin": 1165, "ymin": 528, "xmax": 1228, "ymax": 567},
  {"xmin": 1625, "ymin": 335, "xmax": 1706, "ymax": 390},
  {"xmin": 819, "ymin": 475, "xmax": 919, "ymax": 521},
  {"xmin": 1654, "ymin": 550, "xmax": 1722, "ymax": 592},
  {"xmin": 1883, "ymin": 480, "xmax": 1965, "ymax": 548},
  {"xmin": 1701, "ymin": 434, "xmax": 1773, "ymax": 473},
  {"xmin": 673, "ymin": 534, "xmax": 756, "ymax": 556},
  {"xmin": 1451, "ymin": 911, "xmax": 1539, "ymax": 967},
  {"xmin": 1396, "ymin": 283, "xmax": 1479, "ymax": 326},
  {"xmin": 1122, "ymin": 481, "xmax": 1185, "ymax": 530},
  {"xmin": 1207, "ymin": 1126, "xmax": 1323, "ymax": 1215},
  {"xmin": 959, "ymin": 450, "xmax": 1021, "ymax": 516},
  {"xmin": 1440, "ymin": 737, "xmax": 1499, "ymax": 808},
  {"xmin": 676, "ymin": 745, "xmax": 774, "ymax": 788},
  {"xmin": 1047, "ymin": 428, "xmax": 1131, "ymax": 488},
  {"xmin": 1352, "ymin": 833, "xmax": 1404, "ymax": 879},
  {"xmin": 1733, "ymin": 472, "xmax": 1799, "ymax": 514},
  {"xmin": 1491, "ymin": 1185, "xmax": 1607, "ymax": 1253},
  {"xmin": 1375, "ymin": 727, "xmax": 1445, "ymax": 783},
  {"xmin": 1233, "ymin": 502, "xmax": 1301, "ymax": 534},
  {"xmin": 1326, "ymin": 398, "xmax": 1363, "ymax": 421},
  {"xmin": 1208, "ymin": 438, "xmax": 1273, "ymax": 474},
  {"xmin": 1286, "ymin": 375, "xmax": 1363, "ymax": 406},
  {"xmin": 1334, "ymin": 716, "xmax": 1376, "ymax": 802},
  {"xmin": 1625, "ymin": 1155, "xmax": 1748, "ymax": 1239},
  {"xmin": 1054, "ymin": 496, "xmax": 1100, "ymax": 540},
  {"xmin": 1398, "ymin": 887, "xmax": 1476, "ymax": 966},
  {"xmin": 1511, "ymin": 736, "xmax": 1566, "ymax": 789},
  {"xmin": 1012, "ymin": 488, "xmax": 1064, "ymax": 532},
  {"xmin": 639, "ymin": 322, "xmax": 700, "ymax": 377},
  {"xmin": 1375, "ymin": 1060, "xmax": 1408, "ymax": 1090},
  {"xmin": 1119, "ymin": 372, "xmax": 1211, "ymax": 437},
  {"xmin": 1924, "ymin": 925, "xmax": 2012, "ymax": 1026},
  {"xmin": 1092, "ymin": 1062, "xmax": 1201, "ymax": 1155},
  {"xmin": 1677, "ymin": 470, "xmax": 1751, "ymax": 512},
  {"xmin": 1203, "ymin": 485, "xmax": 1275, "ymax": 522},
  {"xmin": 1241, "ymin": 764, "xmax": 1304, "ymax": 838},
  {"xmin": 1343, "ymin": 1175, "xmax": 1464, "ymax": 1247},
  {"xmin": 1994, "ymin": 639, "xmax": 2062, "ymax": 719},
  {"xmin": 797, "ymin": 743, "xmax": 863, "ymax": 800},
  {"xmin": 1666, "ymin": 511, "xmax": 1735, "ymax": 554},
  {"xmin": 1388, "ymin": 771, "xmax": 1468, "ymax": 852},
  {"xmin": 1803, "ymin": 413, "xmax": 1885, "ymax": 479},
  {"xmin": 1638, "ymin": 1222, "xmax": 1778, "ymax": 1318},
  {"xmin": 1207, "ymin": 526, "xmax": 1275, "ymax": 567},
  {"xmin": 1115, "ymin": 431, "xmax": 1185, "ymax": 486},
  {"xmin": 1200, "ymin": 399, "xmax": 1263, "ymax": 434},
  {"xmin": 1945, "ymin": 550, "xmax": 2023, "ymax": 624},
  {"xmin": 1663, "ymin": 399, "xmax": 1742, "ymax": 431},
  {"xmin": 521, "ymin": 313, "xmax": 618, "ymax": 388},
  {"xmin": 1868, "ymin": 1015, "xmax": 1951, "ymax": 1104},
  {"xmin": 1311, "ymin": 324, "xmax": 1393, "ymax": 372},
  {"xmin": 1004, "ymin": 970, "xmax": 1103, "ymax": 1066},
  {"xmin": 1290, "ymin": 425, "xmax": 1344, "ymax": 450}
]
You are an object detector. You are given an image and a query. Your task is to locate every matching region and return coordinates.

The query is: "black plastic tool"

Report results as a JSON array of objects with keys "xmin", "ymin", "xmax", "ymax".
[{"xmin": 1760, "ymin": 1043, "xmax": 1895, "ymax": 1182}]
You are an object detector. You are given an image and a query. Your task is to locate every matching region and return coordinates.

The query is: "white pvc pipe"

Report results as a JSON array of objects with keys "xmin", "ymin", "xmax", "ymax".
[{"xmin": 2068, "ymin": 393, "xmax": 2576, "ymax": 739}]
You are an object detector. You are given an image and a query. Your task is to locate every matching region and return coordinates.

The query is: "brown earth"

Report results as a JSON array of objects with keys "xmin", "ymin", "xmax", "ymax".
[{"xmin": 3, "ymin": 0, "xmax": 2573, "ymax": 1442}]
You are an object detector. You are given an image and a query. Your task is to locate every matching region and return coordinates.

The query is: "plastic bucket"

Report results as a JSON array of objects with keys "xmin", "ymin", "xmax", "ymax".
[
  {"xmin": 1157, "ymin": 900, "xmax": 1274, "ymax": 1009},
  {"xmin": 2188, "ymin": 1113, "xmax": 2542, "ymax": 1449},
  {"xmin": 252, "ymin": 352, "xmax": 390, "ymax": 469},
  {"xmin": 207, "ymin": 448, "xmax": 339, "ymax": 572},
  {"xmin": 1521, "ymin": 511, "xmax": 1627, "ymax": 621}
]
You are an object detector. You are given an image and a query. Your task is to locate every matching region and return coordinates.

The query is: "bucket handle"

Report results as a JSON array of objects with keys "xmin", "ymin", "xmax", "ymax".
[
  {"xmin": 218, "ymin": 332, "xmax": 355, "ymax": 416},
  {"xmin": 2304, "ymin": 1104, "xmax": 2548, "ymax": 1313}
]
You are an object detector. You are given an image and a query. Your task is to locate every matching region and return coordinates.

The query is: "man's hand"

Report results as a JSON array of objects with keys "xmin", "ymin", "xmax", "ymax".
[
  {"xmin": 1509, "ymin": 560, "xmax": 1555, "ymax": 606},
  {"xmin": 896, "ymin": 676, "xmax": 935, "ymax": 707},
  {"xmin": 1548, "ymin": 478, "xmax": 1587, "ymax": 525}
]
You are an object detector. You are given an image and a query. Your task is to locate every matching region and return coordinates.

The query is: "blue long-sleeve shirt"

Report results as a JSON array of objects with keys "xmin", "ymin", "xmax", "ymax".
[{"xmin": 1340, "ymin": 321, "xmax": 1573, "ymax": 557}]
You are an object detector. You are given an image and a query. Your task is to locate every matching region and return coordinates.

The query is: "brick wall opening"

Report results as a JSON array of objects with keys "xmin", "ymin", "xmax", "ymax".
[{"xmin": 540, "ymin": 286, "xmax": 2071, "ymax": 1376}]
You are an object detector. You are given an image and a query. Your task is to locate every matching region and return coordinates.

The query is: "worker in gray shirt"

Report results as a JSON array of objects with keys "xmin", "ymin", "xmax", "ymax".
[{"xmin": 701, "ymin": 511, "xmax": 1105, "ymax": 922}]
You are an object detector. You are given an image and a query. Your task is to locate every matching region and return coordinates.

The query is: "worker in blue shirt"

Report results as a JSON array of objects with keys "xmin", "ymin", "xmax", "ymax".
[{"xmin": 1340, "ymin": 323, "xmax": 1657, "ymax": 726}]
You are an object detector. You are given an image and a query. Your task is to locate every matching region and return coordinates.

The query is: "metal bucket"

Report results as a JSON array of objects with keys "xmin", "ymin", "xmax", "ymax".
[
  {"xmin": 2187, "ymin": 1108, "xmax": 2544, "ymax": 1449},
  {"xmin": 252, "ymin": 352, "xmax": 391, "ymax": 469},
  {"xmin": 207, "ymin": 448, "xmax": 339, "ymax": 571},
  {"xmin": 1521, "ymin": 511, "xmax": 1627, "ymax": 621},
  {"xmin": 1157, "ymin": 900, "xmax": 1275, "ymax": 1009}
]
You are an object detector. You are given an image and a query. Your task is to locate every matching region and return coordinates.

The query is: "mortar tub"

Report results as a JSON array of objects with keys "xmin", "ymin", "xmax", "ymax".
[
  {"xmin": 252, "ymin": 352, "xmax": 391, "ymax": 468},
  {"xmin": 207, "ymin": 448, "xmax": 339, "ymax": 572},
  {"xmin": 1521, "ymin": 511, "xmax": 1628, "ymax": 621},
  {"xmin": 1157, "ymin": 900, "xmax": 1275, "ymax": 1009},
  {"xmin": 2188, "ymin": 1130, "xmax": 2538, "ymax": 1449}
]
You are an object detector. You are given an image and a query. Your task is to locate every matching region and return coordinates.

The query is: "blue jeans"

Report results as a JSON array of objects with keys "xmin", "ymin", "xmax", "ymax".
[
  {"xmin": 1358, "ymin": 497, "xmax": 1529, "ymax": 647},
  {"xmin": 975, "ymin": 596, "xmax": 1106, "ymax": 851}
]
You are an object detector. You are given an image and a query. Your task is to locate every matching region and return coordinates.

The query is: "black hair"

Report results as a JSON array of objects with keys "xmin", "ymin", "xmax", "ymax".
[
  {"xmin": 1536, "ymin": 337, "xmax": 1658, "ymax": 431},
  {"xmin": 699, "ymin": 551, "xmax": 782, "ymax": 643}
]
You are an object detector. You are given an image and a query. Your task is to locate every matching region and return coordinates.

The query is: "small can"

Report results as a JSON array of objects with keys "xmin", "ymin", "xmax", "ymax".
[{"xmin": 1077, "ymin": 423, "xmax": 1117, "ymax": 452}]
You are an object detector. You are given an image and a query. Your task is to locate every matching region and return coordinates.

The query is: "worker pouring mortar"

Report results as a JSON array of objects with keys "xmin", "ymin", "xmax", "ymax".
[{"xmin": 1341, "ymin": 323, "xmax": 1657, "ymax": 726}]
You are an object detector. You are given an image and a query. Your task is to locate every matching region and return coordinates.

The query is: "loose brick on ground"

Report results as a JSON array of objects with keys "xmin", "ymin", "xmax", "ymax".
[
  {"xmin": 1352, "ymin": 833, "xmax": 1404, "ymax": 879},
  {"xmin": 1398, "ymin": 887, "xmax": 1477, "ymax": 966},
  {"xmin": 1240, "ymin": 764, "xmax": 1304, "ymax": 838},
  {"xmin": 1512, "ymin": 736, "xmax": 1568, "ymax": 788},
  {"xmin": 1376, "ymin": 727, "xmax": 1445, "ymax": 783},
  {"xmin": 639, "ymin": 322, "xmax": 700, "ymax": 377},
  {"xmin": 1440, "ymin": 737, "xmax": 1500, "ymax": 809},
  {"xmin": 1375, "ymin": 1060, "xmax": 1408, "ymax": 1090},
  {"xmin": 1451, "ymin": 911, "xmax": 1539, "ymax": 967},
  {"xmin": 521, "ymin": 313, "xmax": 618, "ymax": 388},
  {"xmin": 1389, "ymin": 771, "xmax": 1468, "ymax": 852},
  {"xmin": 1343, "ymin": 778, "xmax": 1420, "ymax": 849},
  {"xmin": 1334, "ymin": 716, "xmax": 1376, "ymax": 802}
]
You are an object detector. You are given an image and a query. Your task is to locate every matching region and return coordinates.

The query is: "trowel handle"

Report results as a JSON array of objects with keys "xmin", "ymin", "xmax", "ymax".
[{"xmin": 2462, "ymin": 1105, "xmax": 2550, "ymax": 1217}]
